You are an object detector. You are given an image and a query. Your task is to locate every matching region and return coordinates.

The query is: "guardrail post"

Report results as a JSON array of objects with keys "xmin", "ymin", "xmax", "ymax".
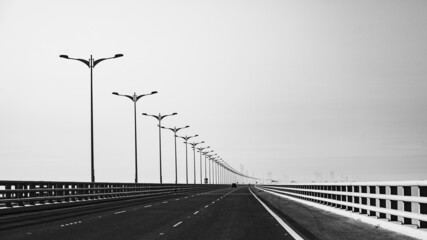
[
  {"xmin": 361, "ymin": 186, "xmax": 367, "ymax": 214},
  {"xmin": 341, "ymin": 186, "xmax": 347, "ymax": 209},
  {"xmin": 389, "ymin": 186, "xmax": 398, "ymax": 222},
  {"xmin": 369, "ymin": 186, "xmax": 376, "ymax": 217},
  {"xmin": 17, "ymin": 183, "xmax": 25, "ymax": 207},
  {"xmin": 47, "ymin": 183, "xmax": 53, "ymax": 203},
  {"xmin": 354, "ymin": 186, "xmax": 360, "ymax": 213},
  {"xmin": 347, "ymin": 185, "xmax": 353, "ymax": 211},
  {"xmin": 403, "ymin": 186, "xmax": 412, "ymax": 224},
  {"xmin": 29, "ymin": 183, "xmax": 36, "ymax": 205},
  {"xmin": 397, "ymin": 186, "xmax": 405, "ymax": 223},
  {"xmin": 378, "ymin": 186, "xmax": 386, "ymax": 219},
  {"xmin": 412, "ymin": 186, "xmax": 420, "ymax": 227},
  {"xmin": 5, "ymin": 183, "xmax": 12, "ymax": 208},
  {"xmin": 420, "ymin": 186, "xmax": 427, "ymax": 228}
]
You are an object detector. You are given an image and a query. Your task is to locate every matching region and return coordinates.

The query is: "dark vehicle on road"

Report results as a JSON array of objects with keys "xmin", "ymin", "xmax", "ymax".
[{"xmin": 231, "ymin": 183, "xmax": 237, "ymax": 188}]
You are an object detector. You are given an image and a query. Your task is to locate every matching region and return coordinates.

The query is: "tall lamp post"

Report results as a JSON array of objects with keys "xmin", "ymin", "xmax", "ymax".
[
  {"xmin": 60, "ymin": 53, "xmax": 123, "ymax": 182},
  {"xmin": 204, "ymin": 150, "xmax": 214, "ymax": 183},
  {"xmin": 141, "ymin": 113, "xmax": 177, "ymax": 184},
  {"xmin": 178, "ymin": 135, "xmax": 198, "ymax": 184},
  {"xmin": 112, "ymin": 91, "xmax": 157, "ymax": 183},
  {"xmin": 161, "ymin": 125, "xmax": 189, "ymax": 184},
  {"xmin": 209, "ymin": 154, "xmax": 218, "ymax": 184},
  {"xmin": 189, "ymin": 141, "xmax": 204, "ymax": 184},
  {"xmin": 196, "ymin": 146, "xmax": 210, "ymax": 184}
]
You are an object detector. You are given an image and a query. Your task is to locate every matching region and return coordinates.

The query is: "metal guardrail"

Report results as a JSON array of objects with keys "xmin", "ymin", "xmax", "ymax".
[
  {"xmin": 258, "ymin": 181, "xmax": 427, "ymax": 229},
  {"xmin": 0, "ymin": 180, "xmax": 227, "ymax": 214}
]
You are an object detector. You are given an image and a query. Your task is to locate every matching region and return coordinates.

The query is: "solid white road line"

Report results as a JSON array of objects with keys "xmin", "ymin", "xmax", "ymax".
[{"xmin": 249, "ymin": 187, "xmax": 304, "ymax": 240}]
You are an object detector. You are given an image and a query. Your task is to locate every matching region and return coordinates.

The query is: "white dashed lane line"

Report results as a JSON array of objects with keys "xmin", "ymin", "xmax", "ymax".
[
  {"xmin": 194, "ymin": 211, "xmax": 199, "ymax": 215},
  {"xmin": 114, "ymin": 210, "xmax": 126, "ymax": 215},
  {"xmin": 60, "ymin": 221, "xmax": 82, "ymax": 227},
  {"xmin": 144, "ymin": 205, "xmax": 152, "ymax": 208},
  {"xmin": 173, "ymin": 221, "xmax": 183, "ymax": 227}
]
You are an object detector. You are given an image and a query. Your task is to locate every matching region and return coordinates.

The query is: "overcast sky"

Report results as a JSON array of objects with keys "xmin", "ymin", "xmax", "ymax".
[{"xmin": 0, "ymin": 0, "xmax": 426, "ymax": 183}]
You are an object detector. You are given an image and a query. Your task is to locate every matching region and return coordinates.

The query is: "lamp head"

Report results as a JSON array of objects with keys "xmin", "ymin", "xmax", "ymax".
[
  {"xmin": 112, "ymin": 92, "xmax": 119, "ymax": 95},
  {"xmin": 151, "ymin": 91, "xmax": 158, "ymax": 94},
  {"xmin": 172, "ymin": 112, "xmax": 177, "ymax": 115},
  {"xmin": 114, "ymin": 54, "xmax": 124, "ymax": 58},
  {"xmin": 185, "ymin": 125, "xmax": 189, "ymax": 128},
  {"xmin": 142, "ymin": 113, "xmax": 147, "ymax": 116},
  {"xmin": 59, "ymin": 55, "xmax": 69, "ymax": 59}
]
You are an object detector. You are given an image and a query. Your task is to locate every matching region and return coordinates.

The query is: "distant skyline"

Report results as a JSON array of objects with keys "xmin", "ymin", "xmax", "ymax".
[{"xmin": 0, "ymin": 0, "xmax": 426, "ymax": 183}]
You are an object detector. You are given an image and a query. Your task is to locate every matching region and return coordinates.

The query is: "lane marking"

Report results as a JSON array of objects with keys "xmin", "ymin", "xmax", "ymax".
[
  {"xmin": 163, "ymin": 201, "xmax": 168, "ymax": 204},
  {"xmin": 60, "ymin": 221, "xmax": 83, "ymax": 227},
  {"xmin": 205, "ymin": 205, "xmax": 209, "ymax": 208},
  {"xmin": 173, "ymin": 221, "xmax": 183, "ymax": 227},
  {"xmin": 144, "ymin": 205, "xmax": 152, "ymax": 208},
  {"xmin": 114, "ymin": 210, "xmax": 126, "ymax": 215},
  {"xmin": 194, "ymin": 211, "xmax": 199, "ymax": 215},
  {"xmin": 249, "ymin": 188, "xmax": 304, "ymax": 240}
]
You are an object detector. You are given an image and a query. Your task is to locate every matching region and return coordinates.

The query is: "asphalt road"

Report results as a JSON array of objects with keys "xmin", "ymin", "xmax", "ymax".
[{"xmin": 0, "ymin": 187, "xmax": 293, "ymax": 240}]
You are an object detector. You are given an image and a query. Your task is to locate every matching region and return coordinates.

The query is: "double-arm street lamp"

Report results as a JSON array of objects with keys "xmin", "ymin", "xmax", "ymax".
[
  {"xmin": 189, "ymin": 141, "xmax": 204, "ymax": 184},
  {"xmin": 213, "ymin": 159, "xmax": 219, "ymax": 184},
  {"xmin": 112, "ymin": 91, "xmax": 157, "ymax": 183},
  {"xmin": 178, "ymin": 135, "xmax": 198, "ymax": 184},
  {"xmin": 161, "ymin": 125, "xmax": 189, "ymax": 184},
  {"xmin": 209, "ymin": 154, "xmax": 218, "ymax": 184},
  {"xmin": 203, "ymin": 150, "xmax": 214, "ymax": 183},
  {"xmin": 141, "ymin": 113, "xmax": 177, "ymax": 184},
  {"xmin": 196, "ymin": 146, "xmax": 210, "ymax": 184},
  {"xmin": 60, "ymin": 54, "xmax": 123, "ymax": 182}
]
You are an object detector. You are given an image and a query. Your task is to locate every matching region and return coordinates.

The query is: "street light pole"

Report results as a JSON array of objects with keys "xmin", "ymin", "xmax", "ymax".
[
  {"xmin": 209, "ymin": 154, "xmax": 218, "ymax": 184},
  {"xmin": 112, "ymin": 91, "xmax": 157, "ymax": 183},
  {"xmin": 60, "ymin": 53, "xmax": 123, "ymax": 182},
  {"xmin": 196, "ymin": 146, "xmax": 210, "ymax": 184},
  {"xmin": 202, "ymin": 150, "xmax": 213, "ymax": 184},
  {"xmin": 141, "ymin": 113, "xmax": 177, "ymax": 184},
  {"xmin": 162, "ymin": 125, "xmax": 189, "ymax": 184},
  {"xmin": 211, "ymin": 155, "xmax": 218, "ymax": 184},
  {"xmin": 189, "ymin": 141, "xmax": 204, "ymax": 184},
  {"xmin": 178, "ymin": 135, "xmax": 198, "ymax": 184}
]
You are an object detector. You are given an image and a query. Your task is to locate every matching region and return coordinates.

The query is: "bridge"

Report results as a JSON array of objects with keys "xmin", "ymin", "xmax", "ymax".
[{"xmin": 1, "ymin": 180, "xmax": 426, "ymax": 240}]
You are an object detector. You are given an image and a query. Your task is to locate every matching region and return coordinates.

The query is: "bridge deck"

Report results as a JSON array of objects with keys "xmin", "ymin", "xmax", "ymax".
[{"xmin": 0, "ymin": 186, "xmax": 417, "ymax": 240}]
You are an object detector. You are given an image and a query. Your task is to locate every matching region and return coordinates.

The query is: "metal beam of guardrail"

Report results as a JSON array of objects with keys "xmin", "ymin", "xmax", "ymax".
[{"xmin": 0, "ymin": 180, "xmax": 228, "ymax": 215}]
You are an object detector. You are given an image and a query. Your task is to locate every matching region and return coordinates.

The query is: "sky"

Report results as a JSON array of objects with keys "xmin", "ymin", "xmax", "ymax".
[{"xmin": 0, "ymin": 0, "xmax": 426, "ymax": 183}]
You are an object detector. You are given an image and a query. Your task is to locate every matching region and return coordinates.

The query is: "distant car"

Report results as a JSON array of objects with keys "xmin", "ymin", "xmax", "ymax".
[{"xmin": 231, "ymin": 183, "xmax": 237, "ymax": 188}]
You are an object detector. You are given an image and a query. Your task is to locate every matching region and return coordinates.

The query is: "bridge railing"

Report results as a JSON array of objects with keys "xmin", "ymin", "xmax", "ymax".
[
  {"xmin": 258, "ymin": 181, "xmax": 427, "ymax": 230},
  {"xmin": 0, "ymin": 180, "xmax": 226, "ymax": 214}
]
